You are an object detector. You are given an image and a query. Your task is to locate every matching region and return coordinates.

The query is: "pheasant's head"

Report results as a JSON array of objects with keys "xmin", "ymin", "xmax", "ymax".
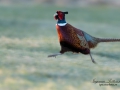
[{"xmin": 54, "ymin": 11, "xmax": 68, "ymax": 20}]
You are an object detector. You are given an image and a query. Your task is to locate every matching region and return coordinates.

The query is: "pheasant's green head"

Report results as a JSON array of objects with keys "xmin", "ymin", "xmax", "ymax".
[{"xmin": 54, "ymin": 11, "xmax": 68, "ymax": 20}]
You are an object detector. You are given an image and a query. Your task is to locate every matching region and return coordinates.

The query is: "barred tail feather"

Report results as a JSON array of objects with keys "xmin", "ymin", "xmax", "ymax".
[
  {"xmin": 98, "ymin": 38, "xmax": 120, "ymax": 42},
  {"xmin": 82, "ymin": 31, "xmax": 120, "ymax": 48}
]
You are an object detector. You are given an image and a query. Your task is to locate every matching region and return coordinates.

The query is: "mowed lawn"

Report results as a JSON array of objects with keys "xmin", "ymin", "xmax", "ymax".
[{"xmin": 0, "ymin": 4, "xmax": 120, "ymax": 90}]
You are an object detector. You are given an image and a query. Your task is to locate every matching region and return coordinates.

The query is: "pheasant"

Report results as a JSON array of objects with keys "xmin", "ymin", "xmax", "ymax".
[{"xmin": 48, "ymin": 11, "xmax": 120, "ymax": 63}]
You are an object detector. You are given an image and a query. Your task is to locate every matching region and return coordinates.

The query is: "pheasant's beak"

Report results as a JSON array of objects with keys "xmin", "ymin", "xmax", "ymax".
[
  {"xmin": 54, "ymin": 13, "xmax": 58, "ymax": 20},
  {"xmin": 54, "ymin": 13, "xmax": 57, "ymax": 16}
]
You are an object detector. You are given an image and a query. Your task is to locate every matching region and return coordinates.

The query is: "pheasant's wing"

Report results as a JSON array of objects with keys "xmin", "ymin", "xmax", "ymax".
[
  {"xmin": 65, "ymin": 23, "xmax": 98, "ymax": 49},
  {"xmin": 76, "ymin": 28, "xmax": 98, "ymax": 48},
  {"xmin": 82, "ymin": 31, "xmax": 98, "ymax": 48},
  {"xmin": 77, "ymin": 34, "xmax": 89, "ymax": 49}
]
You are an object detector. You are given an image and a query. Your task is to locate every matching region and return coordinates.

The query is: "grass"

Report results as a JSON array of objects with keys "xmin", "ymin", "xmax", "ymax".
[{"xmin": 0, "ymin": 4, "xmax": 120, "ymax": 90}]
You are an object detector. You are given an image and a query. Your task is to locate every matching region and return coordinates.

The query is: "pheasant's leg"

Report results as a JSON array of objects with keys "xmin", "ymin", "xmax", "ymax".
[
  {"xmin": 48, "ymin": 53, "xmax": 62, "ymax": 58},
  {"xmin": 90, "ymin": 52, "xmax": 96, "ymax": 64}
]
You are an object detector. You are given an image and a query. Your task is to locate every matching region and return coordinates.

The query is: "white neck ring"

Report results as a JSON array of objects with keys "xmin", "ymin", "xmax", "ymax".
[{"xmin": 56, "ymin": 23, "xmax": 67, "ymax": 26}]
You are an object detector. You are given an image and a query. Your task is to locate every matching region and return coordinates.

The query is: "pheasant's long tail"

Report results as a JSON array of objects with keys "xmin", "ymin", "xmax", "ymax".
[{"xmin": 97, "ymin": 38, "xmax": 120, "ymax": 43}]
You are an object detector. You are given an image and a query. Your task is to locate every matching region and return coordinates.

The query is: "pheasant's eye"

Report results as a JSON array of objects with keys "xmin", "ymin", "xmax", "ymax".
[
  {"xmin": 56, "ymin": 11, "xmax": 62, "ymax": 14},
  {"xmin": 60, "ymin": 12, "xmax": 62, "ymax": 14}
]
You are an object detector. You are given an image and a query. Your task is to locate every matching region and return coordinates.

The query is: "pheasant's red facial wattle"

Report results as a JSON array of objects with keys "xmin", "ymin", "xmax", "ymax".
[
  {"xmin": 54, "ymin": 11, "xmax": 68, "ymax": 20},
  {"xmin": 56, "ymin": 11, "xmax": 64, "ymax": 20},
  {"xmin": 58, "ymin": 13, "xmax": 64, "ymax": 20}
]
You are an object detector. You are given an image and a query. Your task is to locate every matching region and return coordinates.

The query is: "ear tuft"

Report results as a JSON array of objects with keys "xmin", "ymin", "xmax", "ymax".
[{"xmin": 64, "ymin": 11, "xmax": 68, "ymax": 14}]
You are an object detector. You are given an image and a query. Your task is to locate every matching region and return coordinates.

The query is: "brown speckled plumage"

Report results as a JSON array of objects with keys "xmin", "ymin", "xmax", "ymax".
[{"xmin": 56, "ymin": 23, "xmax": 90, "ymax": 54}]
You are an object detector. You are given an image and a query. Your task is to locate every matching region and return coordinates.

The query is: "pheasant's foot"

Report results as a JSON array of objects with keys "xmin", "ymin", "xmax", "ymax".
[
  {"xmin": 90, "ymin": 53, "xmax": 97, "ymax": 64},
  {"xmin": 92, "ymin": 59, "xmax": 97, "ymax": 64},
  {"xmin": 48, "ymin": 53, "xmax": 62, "ymax": 58},
  {"xmin": 48, "ymin": 54, "xmax": 57, "ymax": 58}
]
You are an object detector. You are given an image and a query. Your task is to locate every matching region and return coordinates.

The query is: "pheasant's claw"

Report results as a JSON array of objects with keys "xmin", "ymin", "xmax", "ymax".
[
  {"xmin": 48, "ymin": 54, "xmax": 57, "ymax": 58},
  {"xmin": 48, "ymin": 53, "xmax": 62, "ymax": 58},
  {"xmin": 89, "ymin": 52, "xmax": 97, "ymax": 64},
  {"xmin": 92, "ymin": 59, "xmax": 97, "ymax": 64}
]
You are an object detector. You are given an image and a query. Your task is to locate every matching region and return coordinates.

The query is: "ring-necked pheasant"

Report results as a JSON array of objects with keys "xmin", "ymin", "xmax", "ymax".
[{"xmin": 48, "ymin": 11, "xmax": 120, "ymax": 64}]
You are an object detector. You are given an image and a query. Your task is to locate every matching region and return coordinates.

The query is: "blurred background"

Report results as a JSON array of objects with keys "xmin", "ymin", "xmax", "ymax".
[{"xmin": 0, "ymin": 0, "xmax": 120, "ymax": 90}]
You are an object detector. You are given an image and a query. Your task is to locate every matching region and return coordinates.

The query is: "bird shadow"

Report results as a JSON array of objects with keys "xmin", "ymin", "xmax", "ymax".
[{"xmin": 93, "ymin": 52, "xmax": 120, "ymax": 60}]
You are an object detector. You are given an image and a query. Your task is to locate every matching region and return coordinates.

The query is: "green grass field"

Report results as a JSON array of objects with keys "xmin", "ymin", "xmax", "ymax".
[{"xmin": 0, "ymin": 4, "xmax": 120, "ymax": 90}]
